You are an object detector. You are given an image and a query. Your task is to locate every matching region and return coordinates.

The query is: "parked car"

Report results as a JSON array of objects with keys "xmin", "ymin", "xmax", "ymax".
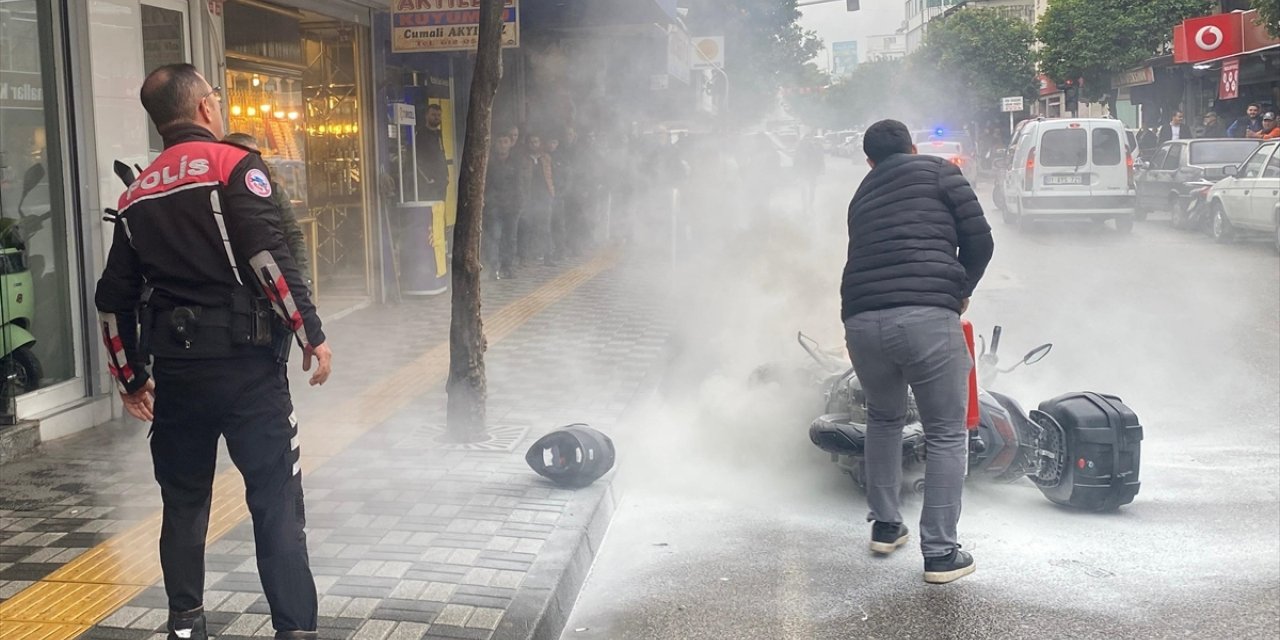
[
  {"xmin": 1135, "ymin": 138, "xmax": 1265, "ymax": 221},
  {"xmin": 1205, "ymin": 140, "xmax": 1280, "ymax": 251},
  {"xmin": 917, "ymin": 140, "xmax": 979, "ymax": 186},
  {"xmin": 993, "ymin": 118, "xmax": 1137, "ymax": 232}
]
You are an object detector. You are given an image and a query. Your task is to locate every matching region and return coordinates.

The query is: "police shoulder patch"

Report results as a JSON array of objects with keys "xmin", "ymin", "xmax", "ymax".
[{"xmin": 245, "ymin": 169, "xmax": 273, "ymax": 198}]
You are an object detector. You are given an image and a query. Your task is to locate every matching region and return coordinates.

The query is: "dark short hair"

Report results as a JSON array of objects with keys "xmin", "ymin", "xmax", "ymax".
[
  {"xmin": 426, "ymin": 103, "xmax": 443, "ymax": 112},
  {"xmin": 863, "ymin": 119, "xmax": 913, "ymax": 163},
  {"xmin": 1249, "ymin": 102, "xmax": 1262, "ymax": 109},
  {"xmin": 223, "ymin": 132, "xmax": 259, "ymax": 150},
  {"xmin": 140, "ymin": 63, "xmax": 207, "ymax": 130}
]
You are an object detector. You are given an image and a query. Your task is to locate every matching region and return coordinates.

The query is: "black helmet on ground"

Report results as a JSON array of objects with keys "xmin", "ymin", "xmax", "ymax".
[{"xmin": 525, "ymin": 424, "xmax": 616, "ymax": 488}]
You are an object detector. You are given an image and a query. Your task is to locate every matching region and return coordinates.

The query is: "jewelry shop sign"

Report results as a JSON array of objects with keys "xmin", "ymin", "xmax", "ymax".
[{"xmin": 392, "ymin": 0, "xmax": 519, "ymax": 53}]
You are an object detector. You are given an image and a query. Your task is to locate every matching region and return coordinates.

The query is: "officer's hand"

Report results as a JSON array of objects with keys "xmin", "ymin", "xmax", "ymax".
[
  {"xmin": 122, "ymin": 379, "xmax": 156, "ymax": 422},
  {"xmin": 305, "ymin": 342, "xmax": 332, "ymax": 386}
]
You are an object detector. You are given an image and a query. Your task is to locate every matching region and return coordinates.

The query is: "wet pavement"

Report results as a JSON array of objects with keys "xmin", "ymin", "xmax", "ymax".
[
  {"xmin": 1, "ymin": 253, "xmax": 670, "ymax": 640},
  {"xmin": 2, "ymin": 155, "xmax": 1277, "ymax": 639},
  {"xmin": 563, "ymin": 160, "xmax": 1280, "ymax": 639}
]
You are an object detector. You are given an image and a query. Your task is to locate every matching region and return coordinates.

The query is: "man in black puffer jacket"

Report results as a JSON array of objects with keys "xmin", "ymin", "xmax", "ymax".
[{"xmin": 842, "ymin": 119, "xmax": 993, "ymax": 585}]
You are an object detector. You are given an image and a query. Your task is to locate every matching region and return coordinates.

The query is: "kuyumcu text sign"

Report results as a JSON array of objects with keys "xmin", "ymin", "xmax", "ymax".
[{"xmin": 391, "ymin": 0, "xmax": 519, "ymax": 53}]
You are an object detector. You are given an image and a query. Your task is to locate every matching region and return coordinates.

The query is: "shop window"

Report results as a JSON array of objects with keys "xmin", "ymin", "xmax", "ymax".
[
  {"xmin": 224, "ymin": 1, "xmax": 370, "ymax": 299},
  {"xmin": 0, "ymin": 0, "xmax": 78, "ymax": 402},
  {"xmin": 141, "ymin": 4, "xmax": 188, "ymax": 153}
]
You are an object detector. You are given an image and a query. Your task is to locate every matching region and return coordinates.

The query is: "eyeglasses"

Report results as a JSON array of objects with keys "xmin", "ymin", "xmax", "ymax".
[{"xmin": 203, "ymin": 86, "xmax": 222, "ymax": 102}]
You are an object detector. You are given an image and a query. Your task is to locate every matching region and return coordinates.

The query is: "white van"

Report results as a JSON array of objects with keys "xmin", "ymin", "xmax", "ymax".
[{"xmin": 997, "ymin": 118, "xmax": 1137, "ymax": 232}]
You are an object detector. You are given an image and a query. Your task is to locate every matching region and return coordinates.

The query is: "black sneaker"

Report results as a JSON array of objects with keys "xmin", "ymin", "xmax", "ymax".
[
  {"xmin": 167, "ymin": 607, "xmax": 207, "ymax": 640},
  {"xmin": 869, "ymin": 521, "xmax": 910, "ymax": 555},
  {"xmin": 923, "ymin": 546, "xmax": 976, "ymax": 584}
]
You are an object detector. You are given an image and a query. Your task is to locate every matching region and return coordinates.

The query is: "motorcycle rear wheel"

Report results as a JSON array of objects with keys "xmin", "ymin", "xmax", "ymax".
[{"xmin": 0, "ymin": 346, "xmax": 42, "ymax": 398}]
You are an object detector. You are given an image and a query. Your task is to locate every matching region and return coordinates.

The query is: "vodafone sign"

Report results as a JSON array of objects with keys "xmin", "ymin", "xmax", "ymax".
[
  {"xmin": 1173, "ymin": 13, "xmax": 1243, "ymax": 63},
  {"xmin": 1195, "ymin": 25, "xmax": 1224, "ymax": 51}
]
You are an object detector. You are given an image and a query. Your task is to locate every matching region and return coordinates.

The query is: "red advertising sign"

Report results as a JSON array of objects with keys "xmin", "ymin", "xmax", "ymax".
[
  {"xmin": 1173, "ymin": 12, "xmax": 1243, "ymax": 63},
  {"xmin": 1220, "ymin": 58, "xmax": 1240, "ymax": 99},
  {"xmin": 1037, "ymin": 73, "xmax": 1058, "ymax": 97}
]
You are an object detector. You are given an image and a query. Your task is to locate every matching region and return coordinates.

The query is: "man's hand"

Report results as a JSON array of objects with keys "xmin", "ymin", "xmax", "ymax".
[
  {"xmin": 960, "ymin": 298, "xmax": 971, "ymax": 315},
  {"xmin": 303, "ymin": 342, "xmax": 333, "ymax": 386},
  {"xmin": 122, "ymin": 379, "xmax": 155, "ymax": 422}
]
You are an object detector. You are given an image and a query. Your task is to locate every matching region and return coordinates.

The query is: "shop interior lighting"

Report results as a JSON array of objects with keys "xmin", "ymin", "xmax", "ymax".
[
  {"xmin": 247, "ymin": 107, "xmax": 257, "ymax": 116},
  {"xmin": 274, "ymin": 111, "xmax": 285, "ymax": 119},
  {"xmin": 230, "ymin": 105, "xmax": 242, "ymax": 116},
  {"xmin": 260, "ymin": 103, "xmax": 272, "ymax": 113},
  {"xmin": 252, "ymin": 74, "xmax": 261, "ymax": 87},
  {"xmin": 288, "ymin": 111, "xmax": 299, "ymax": 120}
]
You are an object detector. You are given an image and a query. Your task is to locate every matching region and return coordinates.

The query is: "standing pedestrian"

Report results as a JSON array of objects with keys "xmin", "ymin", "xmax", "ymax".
[
  {"xmin": 1158, "ymin": 111, "xmax": 1189, "ymax": 143},
  {"xmin": 416, "ymin": 103, "xmax": 450, "ymax": 201},
  {"xmin": 1226, "ymin": 103, "xmax": 1263, "ymax": 138},
  {"xmin": 1260, "ymin": 112, "xmax": 1280, "ymax": 140},
  {"xmin": 546, "ymin": 135, "xmax": 568, "ymax": 262},
  {"xmin": 222, "ymin": 132, "xmax": 313, "ymax": 288},
  {"xmin": 795, "ymin": 134, "xmax": 826, "ymax": 213},
  {"xmin": 1197, "ymin": 111, "xmax": 1227, "ymax": 139},
  {"xmin": 95, "ymin": 63, "xmax": 332, "ymax": 640},
  {"xmin": 484, "ymin": 128, "xmax": 523, "ymax": 279},
  {"xmin": 841, "ymin": 119, "xmax": 993, "ymax": 584},
  {"xmin": 518, "ymin": 133, "xmax": 556, "ymax": 265}
]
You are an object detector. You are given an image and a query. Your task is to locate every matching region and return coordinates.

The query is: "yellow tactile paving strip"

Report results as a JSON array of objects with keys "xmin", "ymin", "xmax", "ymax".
[{"xmin": 0, "ymin": 253, "xmax": 619, "ymax": 639}]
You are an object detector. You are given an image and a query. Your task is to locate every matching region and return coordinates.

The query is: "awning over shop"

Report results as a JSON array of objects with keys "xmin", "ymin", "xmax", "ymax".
[{"xmin": 1187, "ymin": 42, "xmax": 1280, "ymax": 67}]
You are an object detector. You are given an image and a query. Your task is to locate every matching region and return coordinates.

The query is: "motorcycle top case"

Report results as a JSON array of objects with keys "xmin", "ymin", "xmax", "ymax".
[{"xmin": 1035, "ymin": 392, "xmax": 1142, "ymax": 511}]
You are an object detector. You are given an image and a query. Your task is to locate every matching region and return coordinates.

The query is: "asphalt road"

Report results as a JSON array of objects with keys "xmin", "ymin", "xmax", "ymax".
[{"xmin": 561, "ymin": 157, "xmax": 1280, "ymax": 640}]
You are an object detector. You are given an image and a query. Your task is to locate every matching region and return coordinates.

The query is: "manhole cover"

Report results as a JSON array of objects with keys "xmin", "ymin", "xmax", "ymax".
[{"xmin": 399, "ymin": 424, "xmax": 530, "ymax": 452}]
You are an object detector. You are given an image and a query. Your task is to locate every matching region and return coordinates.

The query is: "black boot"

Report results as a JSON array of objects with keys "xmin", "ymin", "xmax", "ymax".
[
  {"xmin": 167, "ymin": 607, "xmax": 207, "ymax": 640},
  {"xmin": 275, "ymin": 632, "xmax": 319, "ymax": 640}
]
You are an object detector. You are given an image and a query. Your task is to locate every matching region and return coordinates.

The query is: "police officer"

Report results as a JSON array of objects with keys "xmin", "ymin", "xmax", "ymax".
[{"xmin": 95, "ymin": 63, "xmax": 332, "ymax": 640}]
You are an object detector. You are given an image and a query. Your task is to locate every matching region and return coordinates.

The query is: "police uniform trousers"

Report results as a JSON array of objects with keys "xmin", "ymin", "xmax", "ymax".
[{"xmin": 150, "ymin": 354, "xmax": 317, "ymax": 632}]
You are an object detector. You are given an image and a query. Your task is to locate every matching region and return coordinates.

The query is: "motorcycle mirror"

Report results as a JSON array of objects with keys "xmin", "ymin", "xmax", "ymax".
[
  {"xmin": 1022, "ymin": 343, "xmax": 1053, "ymax": 366},
  {"xmin": 21, "ymin": 164, "xmax": 45, "ymax": 197}
]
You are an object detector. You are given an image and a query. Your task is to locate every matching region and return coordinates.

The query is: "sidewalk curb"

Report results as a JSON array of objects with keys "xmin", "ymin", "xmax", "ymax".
[{"xmin": 493, "ymin": 478, "xmax": 617, "ymax": 640}]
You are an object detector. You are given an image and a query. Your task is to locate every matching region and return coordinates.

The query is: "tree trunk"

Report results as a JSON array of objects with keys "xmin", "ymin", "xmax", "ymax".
[{"xmin": 446, "ymin": 0, "xmax": 504, "ymax": 442}]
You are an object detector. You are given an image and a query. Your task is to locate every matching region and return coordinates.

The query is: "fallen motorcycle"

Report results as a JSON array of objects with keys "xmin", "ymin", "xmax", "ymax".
[
  {"xmin": 1171, "ymin": 179, "xmax": 1216, "ymax": 233},
  {"xmin": 802, "ymin": 325, "xmax": 1143, "ymax": 512}
]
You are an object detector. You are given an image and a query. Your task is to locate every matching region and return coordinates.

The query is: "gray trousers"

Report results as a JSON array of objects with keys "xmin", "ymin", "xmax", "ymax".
[{"xmin": 844, "ymin": 305, "xmax": 972, "ymax": 557}]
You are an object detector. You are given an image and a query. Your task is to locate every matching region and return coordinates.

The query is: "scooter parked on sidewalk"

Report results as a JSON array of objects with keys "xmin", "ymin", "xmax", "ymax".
[{"xmin": 1, "ymin": 164, "xmax": 49, "ymax": 400}]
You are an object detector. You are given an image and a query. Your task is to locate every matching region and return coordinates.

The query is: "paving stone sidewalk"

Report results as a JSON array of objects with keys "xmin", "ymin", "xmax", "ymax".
[{"xmin": 0, "ymin": 254, "xmax": 671, "ymax": 640}]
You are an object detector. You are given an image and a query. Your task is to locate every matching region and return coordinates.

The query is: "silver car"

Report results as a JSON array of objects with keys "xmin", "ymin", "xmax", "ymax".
[{"xmin": 1206, "ymin": 140, "xmax": 1280, "ymax": 251}]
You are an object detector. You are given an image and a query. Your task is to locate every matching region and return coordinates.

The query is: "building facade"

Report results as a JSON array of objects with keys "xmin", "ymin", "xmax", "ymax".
[
  {"xmin": 864, "ymin": 34, "xmax": 907, "ymax": 62},
  {"xmin": 0, "ymin": 0, "xmax": 685, "ymax": 453}
]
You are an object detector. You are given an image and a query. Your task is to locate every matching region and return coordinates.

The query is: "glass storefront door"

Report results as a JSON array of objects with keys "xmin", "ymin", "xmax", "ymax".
[
  {"xmin": 224, "ymin": 0, "xmax": 372, "ymax": 302},
  {"xmin": 0, "ymin": 0, "xmax": 81, "ymax": 416}
]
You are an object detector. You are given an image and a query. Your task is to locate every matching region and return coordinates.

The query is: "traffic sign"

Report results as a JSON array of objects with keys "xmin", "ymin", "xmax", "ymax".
[{"xmin": 1001, "ymin": 96, "xmax": 1024, "ymax": 113}]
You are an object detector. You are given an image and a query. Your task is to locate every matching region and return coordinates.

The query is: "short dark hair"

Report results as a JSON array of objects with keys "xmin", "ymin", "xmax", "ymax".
[
  {"xmin": 1249, "ymin": 102, "xmax": 1261, "ymax": 109},
  {"xmin": 140, "ymin": 63, "xmax": 207, "ymax": 130},
  {"xmin": 223, "ymin": 132, "xmax": 260, "ymax": 151},
  {"xmin": 426, "ymin": 103, "xmax": 443, "ymax": 112},
  {"xmin": 862, "ymin": 119, "xmax": 913, "ymax": 163}
]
